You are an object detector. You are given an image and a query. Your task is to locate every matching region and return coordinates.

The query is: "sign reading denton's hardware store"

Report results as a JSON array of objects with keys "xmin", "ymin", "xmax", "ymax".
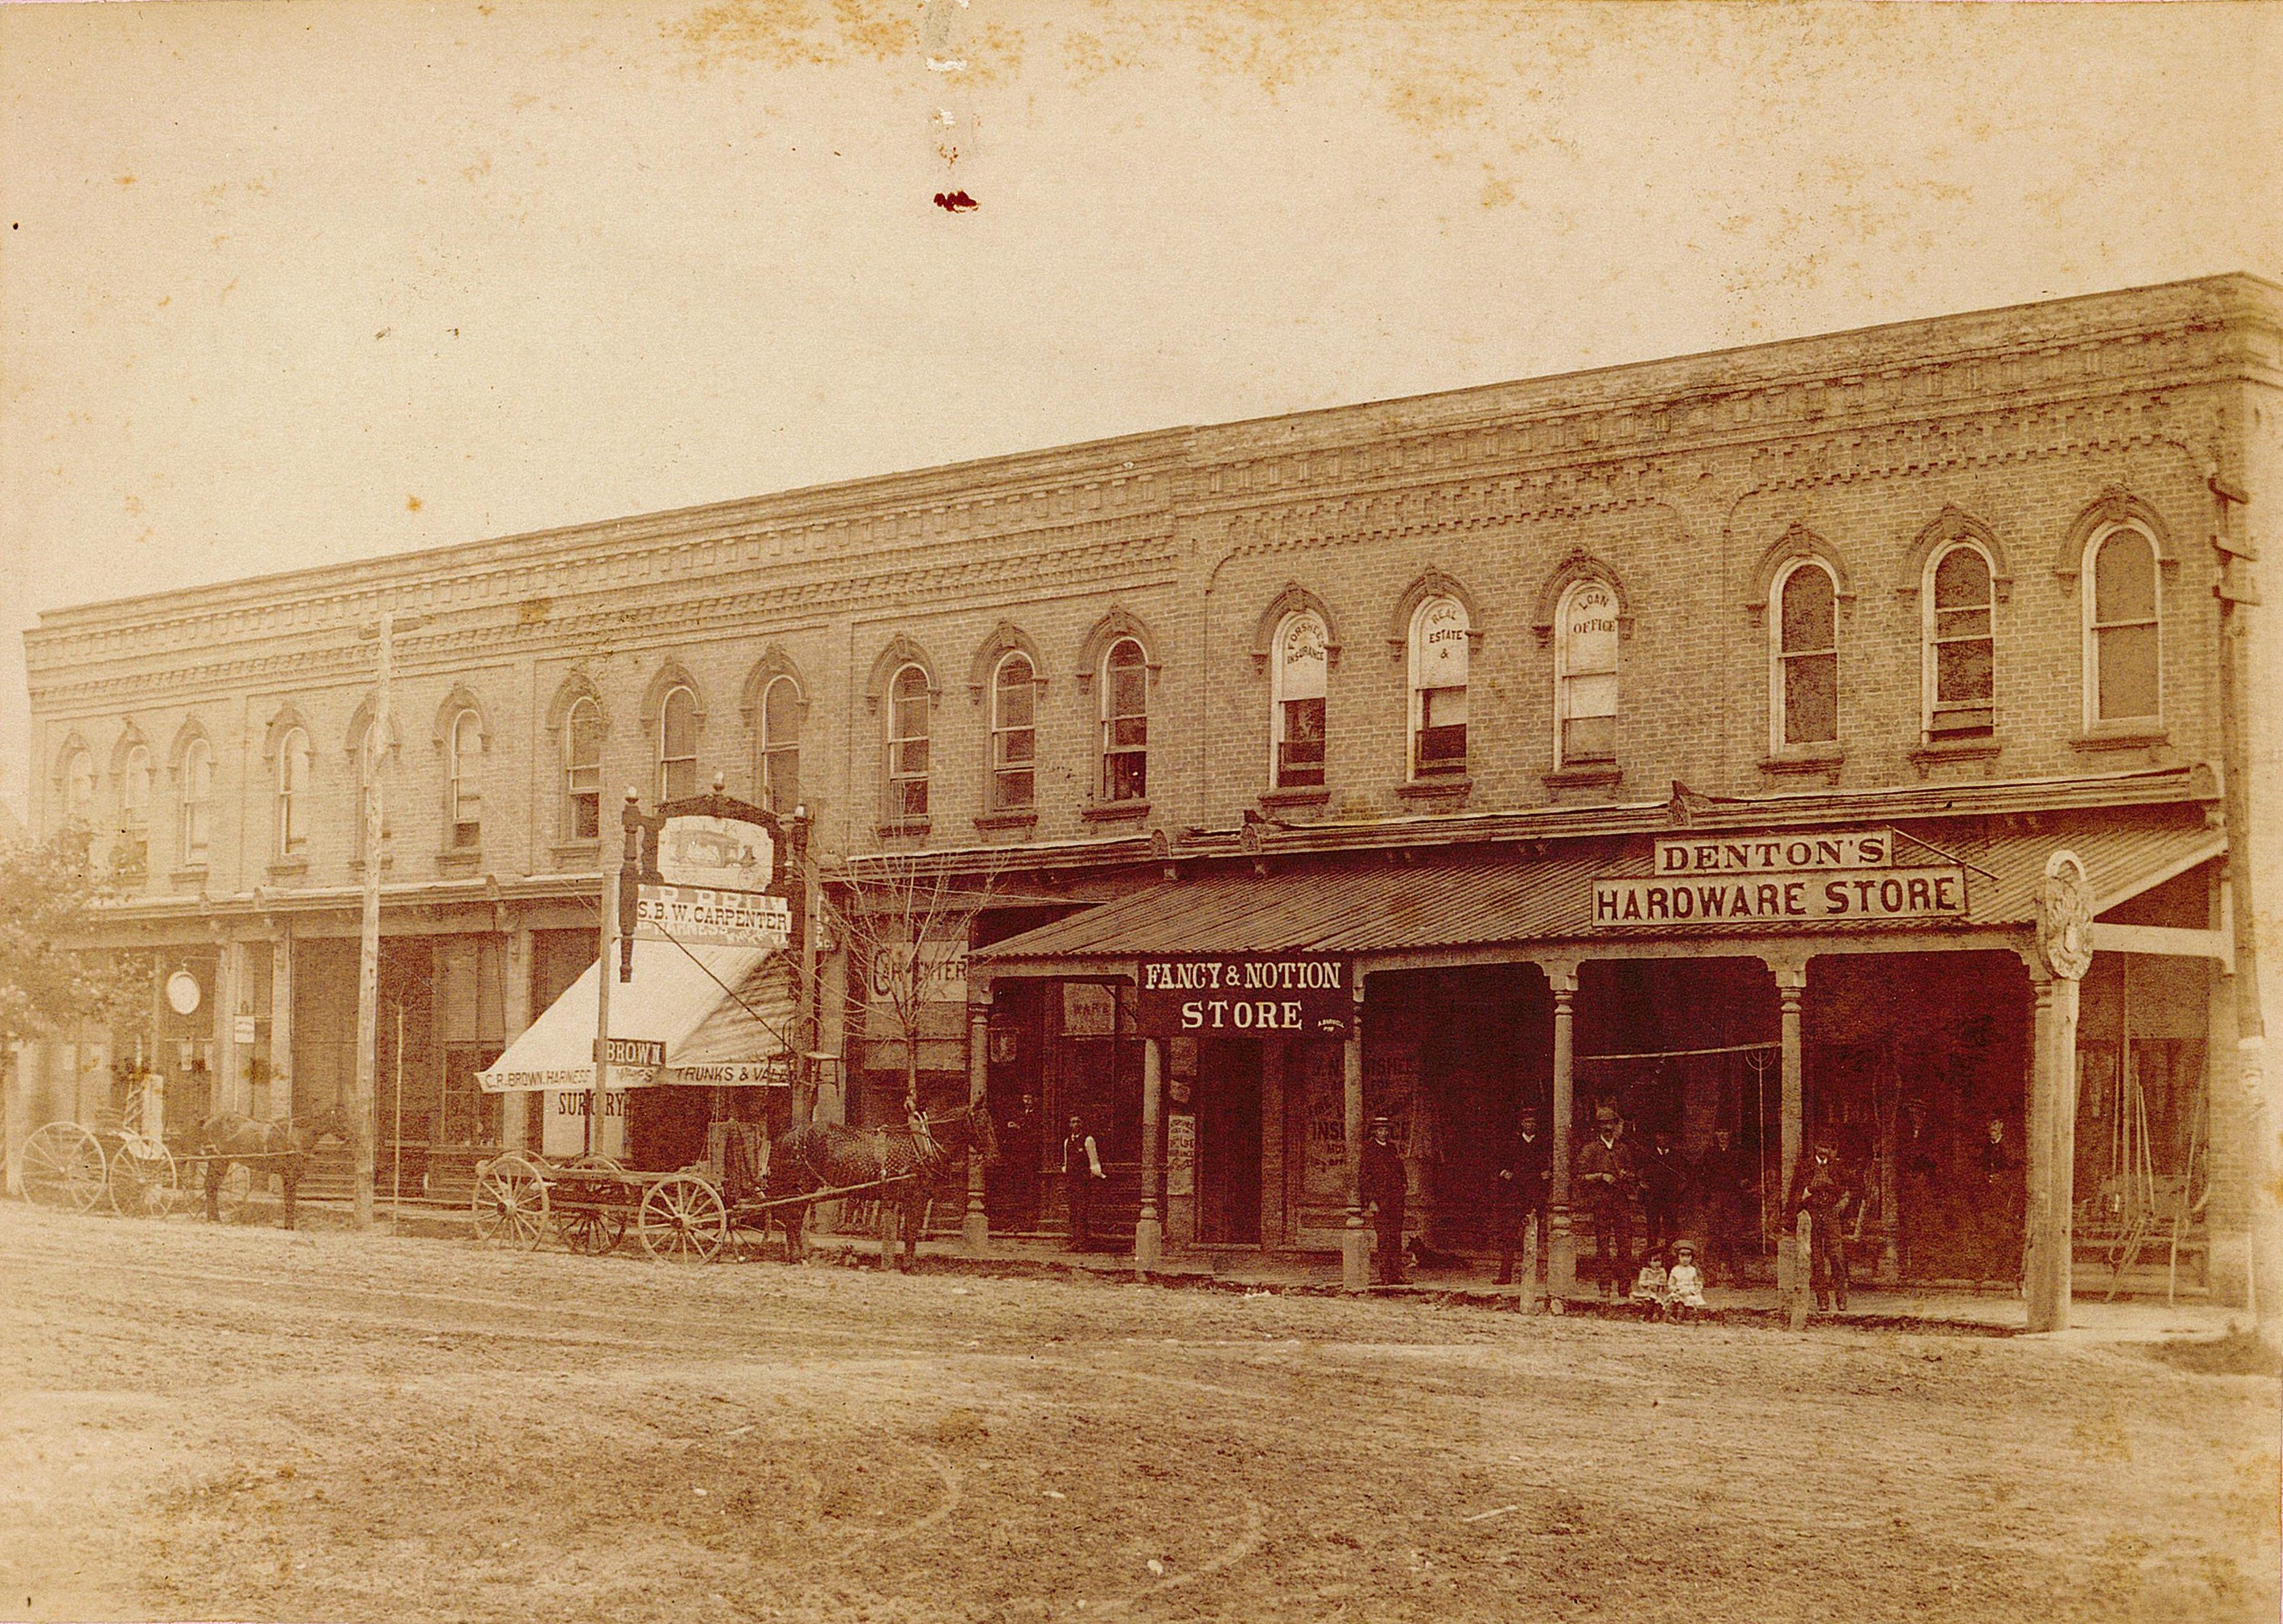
[
  {"xmin": 1136, "ymin": 955, "xmax": 1353, "ymax": 1038},
  {"xmin": 1592, "ymin": 828, "xmax": 1968, "ymax": 927}
]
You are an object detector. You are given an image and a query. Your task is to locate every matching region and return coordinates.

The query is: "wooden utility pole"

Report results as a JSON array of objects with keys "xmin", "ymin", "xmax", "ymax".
[{"xmin": 353, "ymin": 612, "xmax": 427, "ymax": 1229}]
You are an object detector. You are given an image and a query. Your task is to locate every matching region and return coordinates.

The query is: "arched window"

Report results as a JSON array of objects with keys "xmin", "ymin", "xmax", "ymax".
[
  {"xmin": 2087, "ymin": 523, "xmax": 2160, "ymax": 724},
  {"xmin": 277, "ymin": 726, "xmax": 311, "ymax": 856},
  {"xmin": 564, "ymin": 697, "xmax": 603, "ymax": 841},
  {"xmin": 657, "ymin": 684, "xmax": 699, "ymax": 803},
  {"xmin": 1773, "ymin": 561, "xmax": 1838, "ymax": 748},
  {"xmin": 1271, "ymin": 612, "xmax": 1328, "ymax": 790},
  {"xmin": 1554, "ymin": 582, "xmax": 1620, "ymax": 766},
  {"xmin": 179, "ymin": 737, "xmax": 213, "ymax": 868},
  {"xmin": 116, "ymin": 743, "xmax": 153, "ymax": 876},
  {"xmin": 1100, "ymin": 637, "xmax": 1148, "ymax": 803},
  {"xmin": 447, "ymin": 709, "xmax": 483, "ymax": 849},
  {"xmin": 887, "ymin": 664, "xmax": 930, "ymax": 822},
  {"xmin": 989, "ymin": 653, "xmax": 1036, "ymax": 812},
  {"xmin": 60, "ymin": 745, "xmax": 95, "ymax": 826},
  {"xmin": 1408, "ymin": 597, "xmax": 1469, "ymax": 777},
  {"xmin": 1925, "ymin": 544, "xmax": 1995, "ymax": 740},
  {"xmin": 759, "ymin": 676, "xmax": 802, "ymax": 817}
]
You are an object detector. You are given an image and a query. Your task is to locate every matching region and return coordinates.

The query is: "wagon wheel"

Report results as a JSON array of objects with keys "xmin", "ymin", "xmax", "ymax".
[
  {"xmin": 472, "ymin": 1155, "xmax": 550, "ymax": 1250},
  {"xmin": 567, "ymin": 1153, "xmax": 626, "ymax": 1179},
  {"xmin": 107, "ymin": 1141, "xmax": 179, "ymax": 1220},
  {"xmin": 640, "ymin": 1173, "xmax": 727, "ymax": 1264},
  {"xmin": 20, "ymin": 1123, "xmax": 107, "ymax": 1214},
  {"xmin": 558, "ymin": 1203, "xmax": 627, "ymax": 1256},
  {"xmin": 204, "ymin": 1161, "xmax": 254, "ymax": 1223}
]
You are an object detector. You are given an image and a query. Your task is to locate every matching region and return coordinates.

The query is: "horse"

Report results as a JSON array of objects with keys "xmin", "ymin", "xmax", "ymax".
[
  {"xmin": 192, "ymin": 1108, "xmax": 350, "ymax": 1229},
  {"xmin": 764, "ymin": 1103, "xmax": 997, "ymax": 1270}
]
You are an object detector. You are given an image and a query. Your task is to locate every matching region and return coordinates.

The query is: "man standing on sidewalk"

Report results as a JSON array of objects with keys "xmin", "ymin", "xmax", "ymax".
[
  {"xmin": 1575, "ymin": 1104, "xmax": 1636, "ymax": 1298},
  {"xmin": 1062, "ymin": 1114, "xmax": 1104, "ymax": 1250},
  {"xmin": 1361, "ymin": 1114, "xmax": 1408, "ymax": 1286},
  {"xmin": 1786, "ymin": 1134, "xmax": 1856, "ymax": 1313},
  {"xmin": 1493, "ymin": 1106, "xmax": 1552, "ymax": 1287}
]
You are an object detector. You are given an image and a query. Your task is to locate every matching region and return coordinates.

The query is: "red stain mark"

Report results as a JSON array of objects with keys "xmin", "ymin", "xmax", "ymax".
[{"xmin": 933, "ymin": 190, "xmax": 978, "ymax": 213}]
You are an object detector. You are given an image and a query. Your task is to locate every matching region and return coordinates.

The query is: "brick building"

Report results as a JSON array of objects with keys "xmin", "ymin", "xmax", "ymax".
[{"xmin": 8, "ymin": 275, "xmax": 2277, "ymax": 1322}]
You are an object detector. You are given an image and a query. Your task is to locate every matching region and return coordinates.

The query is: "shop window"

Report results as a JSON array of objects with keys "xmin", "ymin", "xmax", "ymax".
[
  {"xmin": 759, "ymin": 675, "xmax": 802, "ymax": 817},
  {"xmin": 1554, "ymin": 581, "xmax": 1620, "ymax": 765},
  {"xmin": 1100, "ymin": 637, "xmax": 1148, "ymax": 802},
  {"xmin": 276, "ymin": 727, "xmax": 311, "ymax": 856},
  {"xmin": 1271, "ymin": 611, "xmax": 1328, "ymax": 789},
  {"xmin": 116, "ymin": 743, "xmax": 152, "ymax": 878},
  {"xmin": 564, "ymin": 696, "xmax": 603, "ymax": 841},
  {"xmin": 657, "ymin": 684, "xmax": 699, "ymax": 803},
  {"xmin": 1773, "ymin": 560, "xmax": 1838, "ymax": 747},
  {"xmin": 61, "ymin": 744, "xmax": 95, "ymax": 827},
  {"xmin": 447, "ymin": 709, "xmax": 483, "ymax": 849},
  {"xmin": 2087, "ymin": 523, "xmax": 2160, "ymax": 725},
  {"xmin": 179, "ymin": 737, "xmax": 213, "ymax": 868},
  {"xmin": 1408, "ymin": 597, "xmax": 1470, "ymax": 777},
  {"xmin": 990, "ymin": 652, "xmax": 1037, "ymax": 811},
  {"xmin": 887, "ymin": 663, "xmax": 930, "ymax": 822},
  {"xmin": 1925, "ymin": 543, "xmax": 1996, "ymax": 739}
]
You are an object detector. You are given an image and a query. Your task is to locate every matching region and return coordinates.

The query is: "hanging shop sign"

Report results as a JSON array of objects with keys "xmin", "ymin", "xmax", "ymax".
[
  {"xmin": 593, "ymin": 1036, "xmax": 666, "ymax": 1070},
  {"xmin": 629, "ymin": 811, "xmax": 792, "ymax": 949},
  {"xmin": 165, "ymin": 969, "xmax": 203, "ymax": 1016},
  {"xmin": 1135, "ymin": 955, "xmax": 1353, "ymax": 1038},
  {"xmin": 1592, "ymin": 828, "xmax": 1968, "ymax": 927}
]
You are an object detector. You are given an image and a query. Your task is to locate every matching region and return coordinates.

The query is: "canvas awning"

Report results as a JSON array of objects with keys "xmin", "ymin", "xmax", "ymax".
[{"xmin": 478, "ymin": 940, "xmax": 797, "ymax": 1092}]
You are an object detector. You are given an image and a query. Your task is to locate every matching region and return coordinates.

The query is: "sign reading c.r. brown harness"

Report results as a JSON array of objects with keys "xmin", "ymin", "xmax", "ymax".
[
  {"xmin": 1592, "ymin": 828, "xmax": 1968, "ymax": 927},
  {"xmin": 1135, "ymin": 955, "xmax": 1353, "ymax": 1038}
]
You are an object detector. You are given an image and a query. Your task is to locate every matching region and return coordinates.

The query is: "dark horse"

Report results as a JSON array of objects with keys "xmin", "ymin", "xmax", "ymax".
[
  {"xmin": 765, "ymin": 1104, "xmax": 996, "ymax": 1270},
  {"xmin": 192, "ymin": 1108, "xmax": 350, "ymax": 1229}
]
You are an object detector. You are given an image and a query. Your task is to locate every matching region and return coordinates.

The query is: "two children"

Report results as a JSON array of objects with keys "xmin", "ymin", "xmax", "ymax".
[{"xmin": 1629, "ymin": 1239, "xmax": 1709, "ymax": 1318}]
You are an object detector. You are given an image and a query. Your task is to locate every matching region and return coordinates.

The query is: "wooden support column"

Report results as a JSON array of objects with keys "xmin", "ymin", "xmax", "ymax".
[
  {"xmin": 213, "ymin": 939, "xmax": 240, "ymax": 1116},
  {"xmin": 1547, "ymin": 964, "xmax": 1579, "ymax": 1301},
  {"xmin": 1775, "ymin": 964, "xmax": 1808, "ymax": 1305},
  {"xmin": 500, "ymin": 924, "xmax": 534, "ymax": 1154},
  {"xmin": 269, "ymin": 932, "xmax": 294, "ymax": 1117},
  {"xmin": 1136, "ymin": 1036, "xmax": 1164, "ymax": 1276},
  {"xmin": 964, "ymin": 991, "xmax": 991, "ymax": 1253},
  {"xmin": 1341, "ymin": 977, "xmax": 1368, "ymax": 1293},
  {"xmin": 2025, "ymin": 968, "xmax": 2081, "ymax": 1332}
]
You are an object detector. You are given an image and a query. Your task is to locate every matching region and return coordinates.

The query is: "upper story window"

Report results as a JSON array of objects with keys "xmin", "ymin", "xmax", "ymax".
[
  {"xmin": 277, "ymin": 726, "xmax": 311, "ymax": 857},
  {"xmin": 1773, "ymin": 561, "xmax": 1838, "ymax": 748},
  {"xmin": 2087, "ymin": 523, "xmax": 2160, "ymax": 725},
  {"xmin": 447, "ymin": 709, "xmax": 483, "ymax": 849},
  {"xmin": 1271, "ymin": 612, "xmax": 1328, "ymax": 790},
  {"xmin": 1554, "ymin": 581, "xmax": 1620, "ymax": 766},
  {"xmin": 759, "ymin": 676, "xmax": 802, "ymax": 817},
  {"xmin": 1408, "ymin": 597, "xmax": 1470, "ymax": 777},
  {"xmin": 179, "ymin": 737, "xmax": 213, "ymax": 868},
  {"xmin": 887, "ymin": 664, "xmax": 931, "ymax": 822},
  {"xmin": 564, "ymin": 697, "xmax": 603, "ymax": 841},
  {"xmin": 60, "ymin": 744, "xmax": 95, "ymax": 826},
  {"xmin": 990, "ymin": 653, "xmax": 1037, "ymax": 812},
  {"xmin": 116, "ymin": 743, "xmax": 152, "ymax": 876},
  {"xmin": 657, "ymin": 684, "xmax": 699, "ymax": 803},
  {"xmin": 1100, "ymin": 637, "xmax": 1148, "ymax": 803},
  {"xmin": 1925, "ymin": 544, "xmax": 1996, "ymax": 740}
]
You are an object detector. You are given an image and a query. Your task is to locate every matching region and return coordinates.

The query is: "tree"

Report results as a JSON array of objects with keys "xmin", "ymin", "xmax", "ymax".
[{"xmin": 0, "ymin": 825, "xmax": 139, "ymax": 1048}]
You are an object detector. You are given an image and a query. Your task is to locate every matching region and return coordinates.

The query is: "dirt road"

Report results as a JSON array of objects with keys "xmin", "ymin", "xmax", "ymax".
[{"xmin": 0, "ymin": 1203, "xmax": 2273, "ymax": 1623}]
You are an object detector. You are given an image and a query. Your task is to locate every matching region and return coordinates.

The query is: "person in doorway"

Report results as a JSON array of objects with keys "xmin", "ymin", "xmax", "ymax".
[
  {"xmin": 1361, "ymin": 1114, "xmax": 1408, "ymax": 1286},
  {"xmin": 1493, "ymin": 1107, "xmax": 1552, "ymax": 1287},
  {"xmin": 1639, "ymin": 1128, "xmax": 1686, "ymax": 1263},
  {"xmin": 1575, "ymin": 1104, "xmax": 1636, "ymax": 1298},
  {"xmin": 1692, "ymin": 1125, "xmax": 1752, "ymax": 1286},
  {"xmin": 1785, "ymin": 1135, "xmax": 1857, "ymax": 1313},
  {"xmin": 1062, "ymin": 1114, "xmax": 1105, "ymax": 1250},
  {"xmin": 1974, "ymin": 1114, "xmax": 2022, "ymax": 1290},
  {"xmin": 998, "ymin": 1092, "xmax": 1041, "ymax": 1230}
]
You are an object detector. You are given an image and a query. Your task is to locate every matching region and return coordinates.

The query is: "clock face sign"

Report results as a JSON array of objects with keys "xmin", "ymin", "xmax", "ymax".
[{"xmin": 165, "ymin": 969, "xmax": 203, "ymax": 1016}]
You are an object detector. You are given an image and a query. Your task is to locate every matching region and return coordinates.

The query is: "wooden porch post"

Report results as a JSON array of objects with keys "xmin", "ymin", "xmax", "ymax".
[
  {"xmin": 1136, "ymin": 1035, "xmax": 1164, "ymax": 1275},
  {"xmin": 499, "ymin": 923, "xmax": 534, "ymax": 1154},
  {"xmin": 1547, "ymin": 964, "xmax": 1579, "ymax": 1301},
  {"xmin": 2025, "ymin": 968, "xmax": 2081, "ymax": 1332},
  {"xmin": 269, "ymin": 932, "xmax": 294, "ymax": 1118},
  {"xmin": 965, "ymin": 989, "xmax": 991, "ymax": 1254},
  {"xmin": 1342, "ymin": 976, "xmax": 1368, "ymax": 1292},
  {"xmin": 1775, "ymin": 963, "xmax": 1807, "ymax": 1306}
]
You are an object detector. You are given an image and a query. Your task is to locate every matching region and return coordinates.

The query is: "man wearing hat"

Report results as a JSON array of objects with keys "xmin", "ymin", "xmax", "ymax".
[
  {"xmin": 1785, "ymin": 1133, "xmax": 1857, "ymax": 1313},
  {"xmin": 1493, "ymin": 1106, "xmax": 1552, "ymax": 1288},
  {"xmin": 1061, "ymin": 1114, "xmax": 1105, "ymax": 1251},
  {"xmin": 1361, "ymin": 1114, "xmax": 1408, "ymax": 1286},
  {"xmin": 1573, "ymin": 1103, "xmax": 1637, "ymax": 1297}
]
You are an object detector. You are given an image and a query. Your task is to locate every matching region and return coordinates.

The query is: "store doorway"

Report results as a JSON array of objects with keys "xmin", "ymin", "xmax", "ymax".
[{"xmin": 1198, "ymin": 1038, "xmax": 1261, "ymax": 1243}]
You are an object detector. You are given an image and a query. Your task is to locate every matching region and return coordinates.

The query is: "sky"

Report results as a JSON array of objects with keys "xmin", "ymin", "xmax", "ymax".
[{"xmin": 2, "ymin": 0, "xmax": 2278, "ymax": 818}]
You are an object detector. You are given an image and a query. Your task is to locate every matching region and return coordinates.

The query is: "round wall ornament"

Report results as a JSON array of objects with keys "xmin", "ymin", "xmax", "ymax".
[
  {"xmin": 165, "ymin": 968, "xmax": 203, "ymax": 1016},
  {"xmin": 2036, "ymin": 849, "xmax": 2095, "ymax": 981}
]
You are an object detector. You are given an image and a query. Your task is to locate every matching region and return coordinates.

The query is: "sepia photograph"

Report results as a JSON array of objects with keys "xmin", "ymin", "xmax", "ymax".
[{"xmin": 1, "ymin": 2, "xmax": 2278, "ymax": 1619}]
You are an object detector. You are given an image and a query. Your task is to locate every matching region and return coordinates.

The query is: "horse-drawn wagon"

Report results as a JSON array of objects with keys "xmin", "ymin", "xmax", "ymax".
[{"xmin": 18, "ymin": 1078, "xmax": 181, "ymax": 1219}]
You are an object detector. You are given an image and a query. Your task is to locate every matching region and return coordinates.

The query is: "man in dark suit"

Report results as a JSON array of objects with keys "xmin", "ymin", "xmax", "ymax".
[
  {"xmin": 1575, "ymin": 1104, "xmax": 1635, "ymax": 1297},
  {"xmin": 1493, "ymin": 1106, "xmax": 1552, "ymax": 1287},
  {"xmin": 1361, "ymin": 1114, "xmax": 1408, "ymax": 1285}
]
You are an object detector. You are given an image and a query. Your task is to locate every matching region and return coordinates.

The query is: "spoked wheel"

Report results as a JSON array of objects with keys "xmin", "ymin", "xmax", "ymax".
[
  {"xmin": 558, "ymin": 1203, "xmax": 627, "ymax": 1256},
  {"xmin": 567, "ymin": 1154, "xmax": 626, "ymax": 1178},
  {"xmin": 640, "ymin": 1173, "xmax": 727, "ymax": 1264},
  {"xmin": 20, "ymin": 1123, "xmax": 107, "ymax": 1214},
  {"xmin": 472, "ymin": 1155, "xmax": 550, "ymax": 1249},
  {"xmin": 203, "ymin": 1162, "xmax": 254, "ymax": 1223},
  {"xmin": 107, "ymin": 1142, "xmax": 179, "ymax": 1219}
]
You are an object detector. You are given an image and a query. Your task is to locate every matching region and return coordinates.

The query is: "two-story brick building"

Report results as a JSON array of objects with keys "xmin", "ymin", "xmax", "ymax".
[{"xmin": 10, "ymin": 274, "xmax": 2277, "ymax": 1323}]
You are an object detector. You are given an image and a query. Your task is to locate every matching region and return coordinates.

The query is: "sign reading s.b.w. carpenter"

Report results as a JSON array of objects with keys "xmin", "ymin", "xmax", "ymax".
[
  {"xmin": 1136, "ymin": 955, "xmax": 1353, "ymax": 1038},
  {"xmin": 1594, "ymin": 828, "xmax": 1967, "ymax": 926},
  {"xmin": 633, "ymin": 883, "xmax": 792, "ymax": 949}
]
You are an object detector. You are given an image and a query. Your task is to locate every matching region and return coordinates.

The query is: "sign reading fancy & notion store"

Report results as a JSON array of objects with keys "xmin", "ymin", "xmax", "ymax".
[
  {"xmin": 1592, "ymin": 828, "xmax": 1969, "ymax": 927},
  {"xmin": 1135, "ymin": 955, "xmax": 1354, "ymax": 1038}
]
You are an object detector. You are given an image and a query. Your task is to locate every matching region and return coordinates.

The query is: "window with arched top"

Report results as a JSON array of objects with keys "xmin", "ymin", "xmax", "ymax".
[
  {"xmin": 116, "ymin": 743, "xmax": 153, "ymax": 877},
  {"xmin": 887, "ymin": 664, "xmax": 931, "ymax": 822},
  {"xmin": 990, "ymin": 653, "xmax": 1037, "ymax": 812},
  {"xmin": 447, "ymin": 709, "xmax": 483, "ymax": 849},
  {"xmin": 1270, "ymin": 612, "xmax": 1328, "ymax": 790},
  {"xmin": 1925, "ymin": 544, "xmax": 1996, "ymax": 740},
  {"xmin": 179, "ymin": 737, "xmax": 213, "ymax": 868},
  {"xmin": 1772, "ymin": 561, "xmax": 1838, "ymax": 748},
  {"xmin": 759, "ymin": 676, "xmax": 802, "ymax": 817},
  {"xmin": 2087, "ymin": 523, "xmax": 2160, "ymax": 725},
  {"xmin": 657, "ymin": 685, "xmax": 699, "ymax": 803},
  {"xmin": 277, "ymin": 727, "xmax": 311, "ymax": 856},
  {"xmin": 60, "ymin": 745, "xmax": 95, "ymax": 826},
  {"xmin": 1554, "ymin": 582, "xmax": 1620, "ymax": 766},
  {"xmin": 1408, "ymin": 597, "xmax": 1470, "ymax": 777},
  {"xmin": 564, "ymin": 698, "xmax": 603, "ymax": 840},
  {"xmin": 1100, "ymin": 637, "xmax": 1148, "ymax": 803}
]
